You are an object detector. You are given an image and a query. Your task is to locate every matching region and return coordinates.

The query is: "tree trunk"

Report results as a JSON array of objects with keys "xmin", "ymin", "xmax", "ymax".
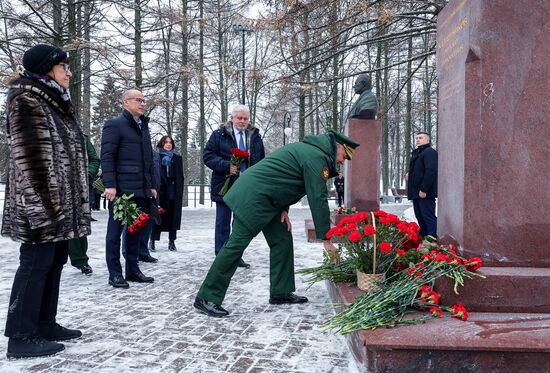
[
  {"xmin": 180, "ymin": 0, "xmax": 189, "ymax": 207},
  {"xmin": 198, "ymin": 0, "xmax": 205, "ymax": 204},
  {"xmin": 81, "ymin": 0, "xmax": 92, "ymax": 133},
  {"xmin": 134, "ymin": 0, "xmax": 143, "ymax": 88}
]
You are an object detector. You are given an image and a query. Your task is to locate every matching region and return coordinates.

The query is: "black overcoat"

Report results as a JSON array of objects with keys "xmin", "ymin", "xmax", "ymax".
[
  {"xmin": 157, "ymin": 153, "xmax": 184, "ymax": 231},
  {"xmin": 407, "ymin": 144, "xmax": 438, "ymax": 200},
  {"xmin": 101, "ymin": 110, "xmax": 155, "ymax": 198}
]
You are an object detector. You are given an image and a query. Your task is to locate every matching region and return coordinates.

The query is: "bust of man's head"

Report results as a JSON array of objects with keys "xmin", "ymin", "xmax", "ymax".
[
  {"xmin": 347, "ymin": 74, "xmax": 378, "ymax": 120},
  {"xmin": 353, "ymin": 74, "xmax": 372, "ymax": 94}
]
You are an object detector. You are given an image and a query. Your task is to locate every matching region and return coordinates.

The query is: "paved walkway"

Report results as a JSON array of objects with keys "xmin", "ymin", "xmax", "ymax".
[{"xmin": 0, "ymin": 203, "xmax": 410, "ymax": 372}]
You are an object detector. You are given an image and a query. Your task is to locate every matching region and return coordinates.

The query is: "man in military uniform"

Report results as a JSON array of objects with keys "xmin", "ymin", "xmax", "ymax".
[{"xmin": 194, "ymin": 130, "xmax": 360, "ymax": 317}]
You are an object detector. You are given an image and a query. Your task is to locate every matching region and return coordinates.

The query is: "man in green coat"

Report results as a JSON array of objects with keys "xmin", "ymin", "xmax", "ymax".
[
  {"xmin": 68, "ymin": 135, "xmax": 100, "ymax": 275},
  {"xmin": 194, "ymin": 130, "xmax": 359, "ymax": 317}
]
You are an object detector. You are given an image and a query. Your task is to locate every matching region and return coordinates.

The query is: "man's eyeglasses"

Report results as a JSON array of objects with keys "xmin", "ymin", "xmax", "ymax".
[
  {"xmin": 58, "ymin": 63, "xmax": 71, "ymax": 72},
  {"xmin": 127, "ymin": 98, "xmax": 146, "ymax": 104}
]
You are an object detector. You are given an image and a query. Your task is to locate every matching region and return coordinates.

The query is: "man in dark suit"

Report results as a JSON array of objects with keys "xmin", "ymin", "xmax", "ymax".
[
  {"xmin": 101, "ymin": 89, "xmax": 157, "ymax": 288},
  {"xmin": 406, "ymin": 131, "xmax": 438, "ymax": 238}
]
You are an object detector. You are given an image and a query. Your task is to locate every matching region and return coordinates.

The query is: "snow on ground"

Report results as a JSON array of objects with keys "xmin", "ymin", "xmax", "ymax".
[{"xmin": 0, "ymin": 201, "xmax": 410, "ymax": 372}]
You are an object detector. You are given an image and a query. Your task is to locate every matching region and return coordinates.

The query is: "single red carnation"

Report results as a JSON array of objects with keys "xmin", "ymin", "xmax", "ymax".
[
  {"xmin": 396, "ymin": 248, "xmax": 406, "ymax": 256},
  {"xmin": 379, "ymin": 241, "xmax": 392, "ymax": 253},
  {"xmin": 430, "ymin": 307, "xmax": 443, "ymax": 317},
  {"xmin": 427, "ymin": 290, "xmax": 440, "ymax": 304},
  {"xmin": 464, "ymin": 257, "xmax": 483, "ymax": 272},
  {"xmin": 363, "ymin": 225, "xmax": 376, "ymax": 236},
  {"xmin": 450, "ymin": 304, "xmax": 469, "ymax": 321},
  {"xmin": 348, "ymin": 231, "xmax": 362, "ymax": 243}
]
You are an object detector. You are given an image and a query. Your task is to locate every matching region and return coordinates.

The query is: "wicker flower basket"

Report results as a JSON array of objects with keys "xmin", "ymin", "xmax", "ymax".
[
  {"xmin": 357, "ymin": 211, "xmax": 384, "ymax": 292},
  {"xmin": 356, "ymin": 271, "xmax": 384, "ymax": 292}
]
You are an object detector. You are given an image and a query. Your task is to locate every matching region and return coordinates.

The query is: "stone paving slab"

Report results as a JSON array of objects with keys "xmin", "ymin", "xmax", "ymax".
[{"xmin": 0, "ymin": 204, "xmax": 415, "ymax": 373}]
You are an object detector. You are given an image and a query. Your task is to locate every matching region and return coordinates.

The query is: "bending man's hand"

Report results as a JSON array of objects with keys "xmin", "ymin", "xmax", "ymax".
[
  {"xmin": 229, "ymin": 164, "xmax": 238, "ymax": 175},
  {"xmin": 105, "ymin": 187, "xmax": 116, "ymax": 201},
  {"xmin": 280, "ymin": 211, "xmax": 292, "ymax": 232},
  {"xmin": 323, "ymin": 240, "xmax": 340, "ymax": 264},
  {"xmin": 151, "ymin": 188, "xmax": 157, "ymax": 199}
]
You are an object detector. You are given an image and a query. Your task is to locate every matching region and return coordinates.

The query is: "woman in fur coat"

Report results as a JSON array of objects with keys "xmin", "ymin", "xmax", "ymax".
[{"xmin": 2, "ymin": 44, "xmax": 90, "ymax": 359}]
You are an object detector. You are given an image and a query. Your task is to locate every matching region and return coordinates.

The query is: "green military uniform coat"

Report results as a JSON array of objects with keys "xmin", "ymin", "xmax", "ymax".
[{"xmin": 198, "ymin": 133, "xmax": 340, "ymax": 305}]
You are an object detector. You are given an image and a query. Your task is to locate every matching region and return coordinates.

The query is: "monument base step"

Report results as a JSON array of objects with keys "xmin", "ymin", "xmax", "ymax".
[
  {"xmin": 325, "ymin": 280, "xmax": 550, "ymax": 373},
  {"xmin": 305, "ymin": 219, "xmax": 322, "ymax": 243},
  {"xmin": 436, "ymin": 267, "xmax": 550, "ymax": 313}
]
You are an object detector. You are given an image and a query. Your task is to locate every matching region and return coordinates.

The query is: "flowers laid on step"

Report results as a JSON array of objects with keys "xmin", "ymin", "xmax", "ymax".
[
  {"xmin": 334, "ymin": 206, "xmax": 357, "ymax": 215},
  {"xmin": 325, "ymin": 210, "xmax": 422, "ymax": 276},
  {"xmin": 219, "ymin": 148, "xmax": 250, "ymax": 196},
  {"xmin": 297, "ymin": 209, "xmax": 485, "ymax": 334}
]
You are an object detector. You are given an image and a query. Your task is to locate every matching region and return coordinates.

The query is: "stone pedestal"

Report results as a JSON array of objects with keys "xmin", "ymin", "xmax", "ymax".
[
  {"xmin": 326, "ymin": 280, "xmax": 550, "ymax": 372},
  {"xmin": 437, "ymin": 0, "xmax": 550, "ymax": 267},
  {"xmin": 344, "ymin": 119, "xmax": 381, "ymax": 212}
]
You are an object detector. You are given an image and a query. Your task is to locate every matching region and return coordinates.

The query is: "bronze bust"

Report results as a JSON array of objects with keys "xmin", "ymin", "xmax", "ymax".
[{"xmin": 346, "ymin": 74, "xmax": 378, "ymax": 120}]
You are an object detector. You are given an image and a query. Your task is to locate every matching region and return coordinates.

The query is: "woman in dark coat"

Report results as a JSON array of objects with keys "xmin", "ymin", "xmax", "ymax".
[
  {"xmin": 2, "ymin": 44, "xmax": 90, "ymax": 358},
  {"xmin": 151, "ymin": 135, "xmax": 184, "ymax": 251}
]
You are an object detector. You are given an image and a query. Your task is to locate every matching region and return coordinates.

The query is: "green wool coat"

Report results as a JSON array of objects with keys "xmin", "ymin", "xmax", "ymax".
[{"xmin": 224, "ymin": 133, "xmax": 339, "ymax": 239}]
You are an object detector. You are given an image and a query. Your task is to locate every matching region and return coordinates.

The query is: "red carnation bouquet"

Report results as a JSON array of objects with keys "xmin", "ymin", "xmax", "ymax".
[
  {"xmin": 93, "ymin": 178, "xmax": 163, "ymax": 234},
  {"xmin": 219, "ymin": 148, "xmax": 250, "ymax": 196}
]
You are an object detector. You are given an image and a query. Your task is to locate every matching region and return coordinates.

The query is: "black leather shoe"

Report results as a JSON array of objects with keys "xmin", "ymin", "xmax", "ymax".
[
  {"xmin": 108, "ymin": 276, "xmax": 129, "ymax": 289},
  {"xmin": 237, "ymin": 259, "xmax": 251, "ymax": 268},
  {"xmin": 126, "ymin": 272, "xmax": 154, "ymax": 283},
  {"xmin": 138, "ymin": 255, "xmax": 158, "ymax": 263},
  {"xmin": 81, "ymin": 265, "xmax": 93, "ymax": 275},
  {"xmin": 7, "ymin": 337, "xmax": 64, "ymax": 359},
  {"xmin": 38, "ymin": 323, "xmax": 82, "ymax": 341},
  {"xmin": 269, "ymin": 293, "xmax": 309, "ymax": 305},
  {"xmin": 193, "ymin": 297, "xmax": 229, "ymax": 318},
  {"xmin": 168, "ymin": 240, "xmax": 177, "ymax": 251}
]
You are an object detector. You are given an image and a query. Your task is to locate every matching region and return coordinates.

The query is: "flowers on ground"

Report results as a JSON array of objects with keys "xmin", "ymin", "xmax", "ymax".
[{"xmin": 219, "ymin": 148, "xmax": 249, "ymax": 196}]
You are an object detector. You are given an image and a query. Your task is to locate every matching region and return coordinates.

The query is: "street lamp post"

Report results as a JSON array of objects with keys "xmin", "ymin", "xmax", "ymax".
[
  {"xmin": 233, "ymin": 22, "xmax": 252, "ymax": 105},
  {"xmin": 283, "ymin": 112, "xmax": 292, "ymax": 145}
]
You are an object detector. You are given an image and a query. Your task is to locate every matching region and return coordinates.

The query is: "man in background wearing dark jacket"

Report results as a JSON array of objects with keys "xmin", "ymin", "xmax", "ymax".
[
  {"xmin": 101, "ymin": 89, "xmax": 157, "ymax": 289},
  {"xmin": 203, "ymin": 104, "xmax": 265, "ymax": 268},
  {"xmin": 406, "ymin": 131, "xmax": 438, "ymax": 238}
]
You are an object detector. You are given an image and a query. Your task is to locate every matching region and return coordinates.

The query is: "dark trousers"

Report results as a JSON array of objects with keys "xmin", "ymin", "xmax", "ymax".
[
  {"xmin": 337, "ymin": 191, "xmax": 344, "ymax": 207},
  {"xmin": 105, "ymin": 197, "xmax": 149, "ymax": 278},
  {"xmin": 198, "ymin": 214, "xmax": 295, "ymax": 305},
  {"xmin": 5, "ymin": 241, "xmax": 69, "ymax": 338},
  {"xmin": 151, "ymin": 229, "xmax": 177, "ymax": 242},
  {"xmin": 214, "ymin": 202, "xmax": 232, "ymax": 255},
  {"xmin": 68, "ymin": 236, "xmax": 89, "ymax": 269},
  {"xmin": 413, "ymin": 198, "xmax": 437, "ymax": 237}
]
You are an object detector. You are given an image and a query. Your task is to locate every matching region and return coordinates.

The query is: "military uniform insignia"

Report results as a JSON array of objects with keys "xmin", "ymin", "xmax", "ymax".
[{"xmin": 321, "ymin": 165, "xmax": 329, "ymax": 181}]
